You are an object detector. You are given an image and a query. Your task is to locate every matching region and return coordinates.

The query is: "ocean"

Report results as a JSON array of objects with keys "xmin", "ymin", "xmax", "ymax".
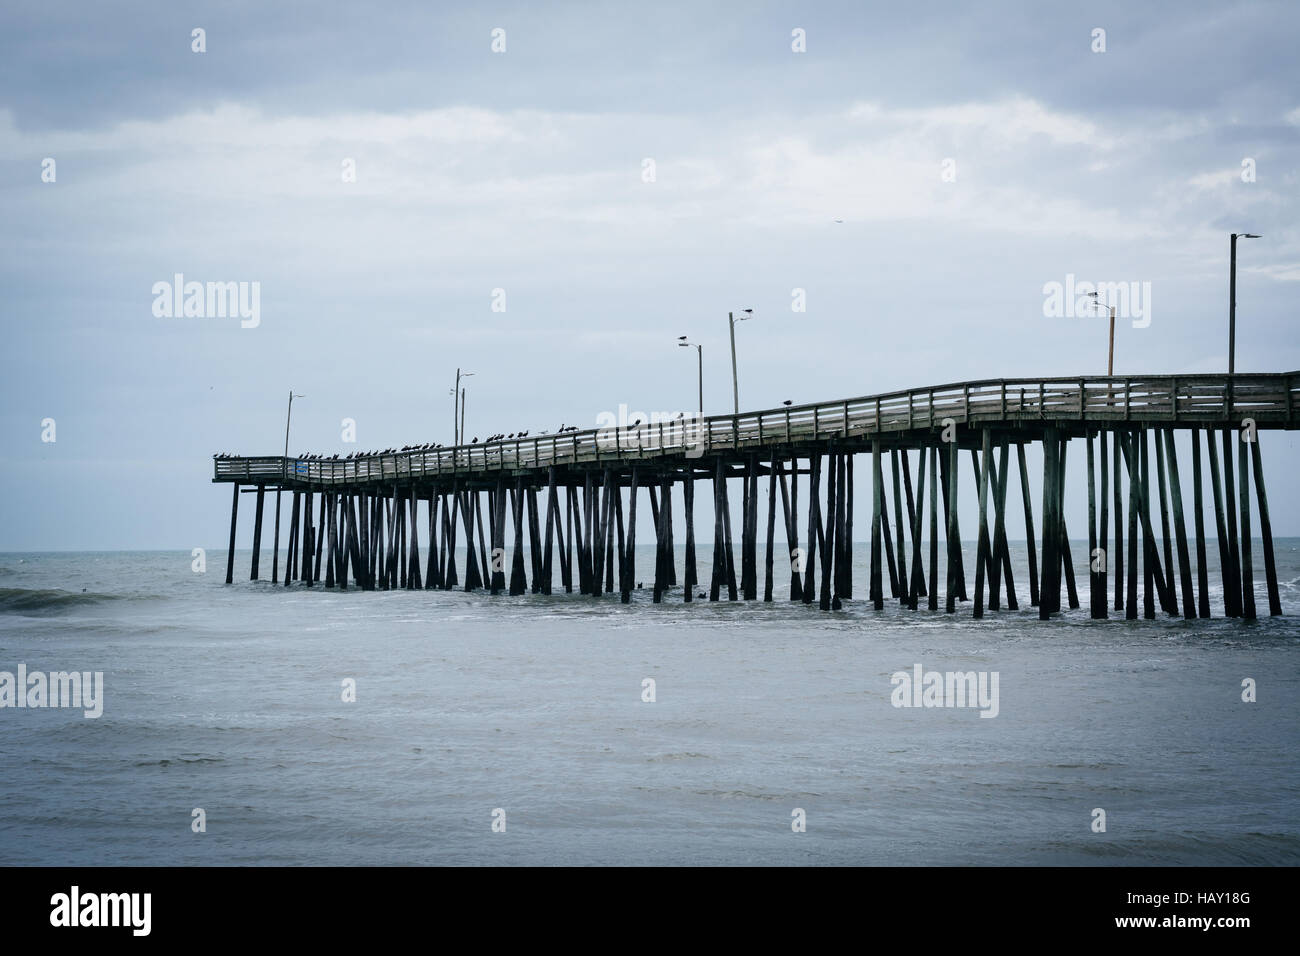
[{"xmin": 1, "ymin": 542, "xmax": 1297, "ymax": 866}]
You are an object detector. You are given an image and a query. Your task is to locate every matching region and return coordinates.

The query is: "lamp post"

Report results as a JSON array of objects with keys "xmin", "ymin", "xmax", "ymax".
[
  {"xmin": 273, "ymin": 390, "xmax": 304, "ymax": 583},
  {"xmin": 1229, "ymin": 233, "xmax": 1261, "ymax": 375},
  {"xmin": 677, "ymin": 336, "xmax": 703, "ymax": 421},
  {"xmin": 452, "ymin": 369, "xmax": 474, "ymax": 444},
  {"xmin": 1084, "ymin": 293, "xmax": 1117, "ymax": 376},
  {"xmin": 728, "ymin": 309, "xmax": 753, "ymax": 415}
]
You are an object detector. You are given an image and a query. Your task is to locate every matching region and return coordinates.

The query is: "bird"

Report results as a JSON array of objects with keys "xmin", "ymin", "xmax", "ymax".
[{"xmin": 783, "ymin": 400, "xmax": 793, "ymax": 406}]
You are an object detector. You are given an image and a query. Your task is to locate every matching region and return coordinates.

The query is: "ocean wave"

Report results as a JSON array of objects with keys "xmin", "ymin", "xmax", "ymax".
[{"xmin": 0, "ymin": 587, "xmax": 128, "ymax": 615}]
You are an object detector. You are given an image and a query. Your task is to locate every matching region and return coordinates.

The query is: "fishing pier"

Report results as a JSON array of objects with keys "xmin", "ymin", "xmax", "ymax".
[{"xmin": 213, "ymin": 372, "xmax": 1297, "ymax": 621}]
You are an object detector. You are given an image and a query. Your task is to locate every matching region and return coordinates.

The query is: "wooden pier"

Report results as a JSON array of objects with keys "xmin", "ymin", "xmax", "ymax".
[{"xmin": 214, "ymin": 372, "xmax": 1297, "ymax": 620}]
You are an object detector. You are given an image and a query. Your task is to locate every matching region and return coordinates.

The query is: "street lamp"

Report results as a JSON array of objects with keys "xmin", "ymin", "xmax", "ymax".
[
  {"xmin": 452, "ymin": 369, "xmax": 474, "ymax": 444},
  {"xmin": 728, "ymin": 309, "xmax": 753, "ymax": 414},
  {"xmin": 677, "ymin": 336, "xmax": 703, "ymax": 421},
  {"xmin": 1229, "ymin": 233, "xmax": 1262, "ymax": 375},
  {"xmin": 1084, "ymin": 292, "xmax": 1117, "ymax": 376},
  {"xmin": 273, "ymin": 390, "xmax": 304, "ymax": 583}
]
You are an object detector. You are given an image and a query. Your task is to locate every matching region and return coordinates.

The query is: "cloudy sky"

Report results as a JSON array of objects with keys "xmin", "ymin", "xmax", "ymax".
[{"xmin": 1, "ymin": 0, "xmax": 1297, "ymax": 549}]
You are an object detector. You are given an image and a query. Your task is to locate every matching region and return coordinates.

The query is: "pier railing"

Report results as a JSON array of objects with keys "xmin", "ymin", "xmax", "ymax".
[{"xmin": 213, "ymin": 372, "xmax": 1299, "ymax": 485}]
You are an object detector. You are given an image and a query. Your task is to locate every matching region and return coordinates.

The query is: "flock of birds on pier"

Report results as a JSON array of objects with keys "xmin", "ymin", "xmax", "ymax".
[
  {"xmin": 214, "ymin": 422, "xmax": 597, "ymax": 461},
  {"xmin": 217, "ymin": 403, "xmax": 797, "ymax": 462}
]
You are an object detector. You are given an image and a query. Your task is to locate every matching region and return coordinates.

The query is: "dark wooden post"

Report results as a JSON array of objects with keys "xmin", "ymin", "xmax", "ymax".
[
  {"xmin": 542, "ymin": 469, "xmax": 557, "ymax": 595},
  {"xmin": 903, "ymin": 450, "xmax": 925, "ymax": 601},
  {"xmin": 973, "ymin": 429, "xmax": 991, "ymax": 618},
  {"xmin": 1039, "ymin": 430, "xmax": 1059, "ymax": 620},
  {"xmin": 908, "ymin": 447, "xmax": 926, "ymax": 609},
  {"xmin": 1191, "ymin": 429, "xmax": 1209, "ymax": 617},
  {"xmin": 1221, "ymin": 429, "xmax": 1242, "ymax": 616},
  {"xmin": 1113, "ymin": 431, "xmax": 1124, "ymax": 611},
  {"xmin": 1058, "ymin": 441, "xmax": 1079, "ymax": 611},
  {"xmin": 1239, "ymin": 434, "xmax": 1256, "ymax": 619},
  {"xmin": 764, "ymin": 455, "xmax": 777, "ymax": 602},
  {"xmin": 1087, "ymin": 433, "xmax": 1102, "ymax": 618},
  {"xmin": 225, "ymin": 483, "xmax": 240, "ymax": 584},
  {"xmin": 1206, "ymin": 432, "xmax": 1233, "ymax": 616},
  {"xmin": 871, "ymin": 440, "xmax": 883, "ymax": 609},
  {"xmin": 624, "ymin": 468, "xmax": 638, "ymax": 603},
  {"xmin": 711, "ymin": 459, "xmax": 727, "ymax": 602},
  {"xmin": 947, "ymin": 434, "xmax": 960, "ymax": 614},
  {"xmin": 250, "ymin": 485, "xmax": 266, "ymax": 581},
  {"xmin": 993, "ymin": 441, "xmax": 1017, "ymax": 610},
  {"xmin": 510, "ymin": 477, "xmax": 527, "ymax": 596},
  {"xmin": 1098, "ymin": 430, "xmax": 1109, "ymax": 618},
  {"xmin": 1162, "ymin": 431, "xmax": 1195, "ymax": 619},
  {"xmin": 928, "ymin": 441, "xmax": 939, "ymax": 611},
  {"xmin": 1249, "ymin": 436, "xmax": 1281, "ymax": 616},
  {"xmin": 285, "ymin": 491, "xmax": 300, "ymax": 587},
  {"xmin": 804, "ymin": 453, "xmax": 821, "ymax": 605},
  {"xmin": 1124, "ymin": 432, "xmax": 1139, "ymax": 619},
  {"xmin": 684, "ymin": 468, "xmax": 696, "ymax": 602},
  {"xmin": 891, "ymin": 449, "xmax": 908, "ymax": 605},
  {"xmin": 1017, "ymin": 443, "xmax": 1039, "ymax": 608}
]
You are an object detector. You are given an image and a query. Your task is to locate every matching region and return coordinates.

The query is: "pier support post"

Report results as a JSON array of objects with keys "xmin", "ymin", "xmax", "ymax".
[
  {"xmin": 1113, "ymin": 432, "xmax": 1124, "ymax": 611},
  {"xmin": 250, "ymin": 485, "xmax": 266, "ymax": 581},
  {"xmin": 1221, "ymin": 430, "xmax": 1242, "ymax": 616},
  {"xmin": 908, "ymin": 447, "xmax": 926, "ymax": 610},
  {"xmin": 1017, "ymin": 443, "xmax": 1039, "ymax": 607},
  {"xmin": 711, "ymin": 459, "xmax": 727, "ymax": 602},
  {"xmin": 1239, "ymin": 432, "xmax": 1256, "ymax": 619},
  {"xmin": 928, "ymin": 441, "xmax": 939, "ymax": 611},
  {"xmin": 947, "ymin": 434, "xmax": 960, "ymax": 614},
  {"xmin": 777, "ymin": 458, "xmax": 800, "ymax": 602},
  {"xmin": 226, "ymin": 483, "xmax": 240, "ymax": 584},
  {"xmin": 871, "ymin": 442, "xmax": 883, "ymax": 609},
  {"xmin": 892, "ymin": 449, "xmax": 907, "ymax": 605},
  {"xmin": 1191, "ymin": 429, "xmax": 1209, "ymax": 617},
  {"xmin": 1163, "ymin": 431, "xmax": 1195, "ymax": 618},
  {"xmin": 1250, "ymin": 436, "xmax": 1281, "ymax": 616},
  {"xmin": 1088, "ymin": 433, "xmax": 1102, "ymax": 618},
  {"xmin": 684, "ymin": 468, "xmax": 696, "ymax": 602},
  {"xmin": 805, "ymin": 453, "xmax": 821, "ymax": 605},
  {"xmin": 974, "ymin": 429, "xmax": 991, "ymax": 618},
  {"xmin": 624, "ymin": 468, "xmax": 638, "ymax": 603},
  {"xmin": 764, "ymin": 456, "xmax": 777, "ymax": 602}
]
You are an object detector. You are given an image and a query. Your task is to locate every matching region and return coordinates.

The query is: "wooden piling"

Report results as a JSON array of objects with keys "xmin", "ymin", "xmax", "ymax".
[
  {"xmin": 624, "ymin": 468, "xmax": 638, "ymax": 603},
  {"xmin": 684, "ymin": 468, "xmax": 696, "ymax": 602},
  {"xmin": 1113, "ymin": 432, "xmax": 1124, "ymax": 611},
  {"xmin": 974, "ymin": 429, "xmax": 991, "ymax": 618},
  {"xmin": 1221, "ymin": 429, "xmax": 1243, "ymax": 616},
  {"xmin": 1162, "ymin": 431, "xmax": 1195, "ymax": 619},
  {"xmin": 891, "ymin": 449, "xmax": 908, "ymax": 605},
  {"xmin": 250, "ymin": 485, "xmax": 266, "ymax": 581},
  {"xmin": 805, "ymin": 453, "xmax": 822, "ymax": 606},
  {"xmin": 1190, "ymin": 429, "xmax": 1209, "ymax": 617},
  {"xmin": 947, "ymin": 435, "xmax": 960, "ymax": 615},
  {"xmin": 1239, "ymin": 435, "xmax": 1256, "ymax": 620},
  {"xmin": 225, "ymin": 483, "xmax": 240, "ymax": 584},
  {"xmin": 871, "ymin": 441, "xmax": 883, "ymax": 609},
  {"xmin": 928, "ymin": 442, "xmax": 939, "ymax": 611},
  {"xmin": 1088, "ymin": 433, "xmax": 1101, "ymax": 617},
  {"xmin": 1017, "ymin": 443, "xmax": 1039, "ymax": 607},
  {"xmin": 764, "ymin": 455, "xmax": 777, "ymax": 602},
  {"xmin": 711, "ymin": 459, "xmax": 727, "ymax": 602},
  {"xmin": 1249, "ymin": 436, "xmax": 1281, "ymax": 616}
]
